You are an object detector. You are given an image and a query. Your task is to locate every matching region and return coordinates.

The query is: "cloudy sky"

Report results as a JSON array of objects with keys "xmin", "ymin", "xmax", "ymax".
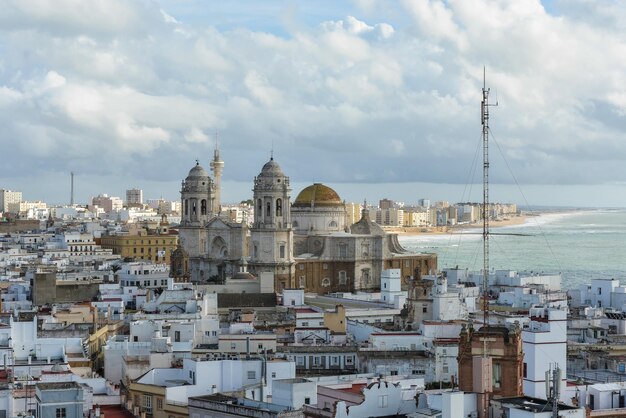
[{"xmin": 2, "ymin": 0, "xmax": 626, "ymax": 207}]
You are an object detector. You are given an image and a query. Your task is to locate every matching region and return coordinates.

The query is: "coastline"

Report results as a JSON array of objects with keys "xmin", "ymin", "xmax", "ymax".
[{"xmin": 384, "ymin": 214, "xmax": 528, "ymax": 236}]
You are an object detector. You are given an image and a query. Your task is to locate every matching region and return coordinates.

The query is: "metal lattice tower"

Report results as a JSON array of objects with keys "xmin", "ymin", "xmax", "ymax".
[{"xmin": 481, "ymin": 69, "xmax": 491, "ymax": 327}]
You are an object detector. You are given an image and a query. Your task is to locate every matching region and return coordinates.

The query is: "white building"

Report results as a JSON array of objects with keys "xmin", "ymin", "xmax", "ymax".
[
  {"xmin": 0, "ymin": 189, "xmax": 22, "ymax": 213},
  {"xmin": 134, "ymin": 357, "xmax": 296, "ymax": 403},
  {"xmin": 381, "ymin": 269, "xmax": 405, "ymax": 306},
  {"xmin": 522, "ymin": 306, "xmax": 567, "ymax": 401}
]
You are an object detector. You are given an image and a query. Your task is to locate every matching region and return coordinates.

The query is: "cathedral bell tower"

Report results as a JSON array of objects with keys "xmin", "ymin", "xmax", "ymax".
[
  {"xmin": 210, "ymin": 146, "xmax": 224, "ymax": 215},
  {"xmin": 179, "ymin": 161, "xmax": 214, "ymax": 258},
  {"xmin": 249, "ymin": 157, "xmax": 295, "ymax": 290}
]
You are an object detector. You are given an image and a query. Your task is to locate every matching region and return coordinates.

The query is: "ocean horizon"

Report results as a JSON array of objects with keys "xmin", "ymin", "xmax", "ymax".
[{"xmin": 399, "ymin": 208, "xmax": 626, "ymax": 290}]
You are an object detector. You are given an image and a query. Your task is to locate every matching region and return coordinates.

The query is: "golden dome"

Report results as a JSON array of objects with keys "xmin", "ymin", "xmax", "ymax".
[{"xmin": 293, "ymin": 183, "xmax": 342, "ymax": 208}]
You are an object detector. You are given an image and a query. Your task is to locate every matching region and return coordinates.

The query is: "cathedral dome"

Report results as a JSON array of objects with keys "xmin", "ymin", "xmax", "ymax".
[
  {"xmin": 293, "ymin": 183, "xmax": 343, "ymax": 208},
  {"xmin": 258, "ymin": 158, "xmax": 284, "ymax": 177},
  {"xmin": 187, "ymin": 161, "xmax": 209, "ymax": 179}
]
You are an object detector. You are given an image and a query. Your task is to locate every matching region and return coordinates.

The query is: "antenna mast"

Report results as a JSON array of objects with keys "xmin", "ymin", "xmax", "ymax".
[{"xmin": 481, "ymin": 68, "xmax": 494, "ymax": 327}]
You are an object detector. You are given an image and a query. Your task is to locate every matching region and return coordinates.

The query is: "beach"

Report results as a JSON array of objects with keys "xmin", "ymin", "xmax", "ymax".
[{"xmin": 383, "ymin": 214, "xmax": 528, "ymax": 236}]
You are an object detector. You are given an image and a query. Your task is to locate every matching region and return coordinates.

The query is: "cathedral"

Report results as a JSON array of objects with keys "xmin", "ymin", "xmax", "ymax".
[{"xmin": 171, "ymin": 152, "xmax": 437, "ymax": 293}]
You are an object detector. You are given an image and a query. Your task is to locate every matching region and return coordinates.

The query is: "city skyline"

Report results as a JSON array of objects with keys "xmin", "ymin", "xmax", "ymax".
[{"xmin": 2, "ymin": 1, "xmax": 626, "ymax": 207}]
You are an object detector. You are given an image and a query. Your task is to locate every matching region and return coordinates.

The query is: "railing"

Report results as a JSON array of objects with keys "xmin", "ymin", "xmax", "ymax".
[{"xmin": 589, "ymin": 407, "xmax": 626, "ymax": 416}]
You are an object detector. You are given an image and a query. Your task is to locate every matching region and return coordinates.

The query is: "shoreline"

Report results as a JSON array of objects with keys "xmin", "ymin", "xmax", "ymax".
[{"xmin": 384, "ymin": 214, "xmax": 527, "ymax": 236}]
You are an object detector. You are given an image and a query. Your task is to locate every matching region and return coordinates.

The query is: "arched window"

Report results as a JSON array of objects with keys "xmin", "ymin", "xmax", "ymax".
[
  {"xmin": 192, "ymin": 200, "xmax": 197, "ymax": 214},
  {"xmin": 276, "ymin": 199, "xmax": 282, "ymax": 216},
  {"xmin": 184, "ymin": 199, "xmax": 188, "ymax": 216},
  {"xmin": 258, "ymin": 199, "xmax": 262, "ymax": 216},
  {"xmin": 329, "ymin": 220, "xmax": 337, "ymax": 228},
  {"xmin": 201, "ymin": 199, "xmax": 207, "ymax": 215},
  {"xmin": 266, "ymin": 201, "xmax": 271, "ymax": 217}
]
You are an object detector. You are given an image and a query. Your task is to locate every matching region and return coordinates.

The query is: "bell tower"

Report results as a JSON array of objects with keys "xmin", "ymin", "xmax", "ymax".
[
  {"xmin": 179, "ymin": 161, "xmax": 213, "ymax": 260},
  {"xmin": 249, "ymin": 157, "xmax": 295, "ymax": 290},
  {"xmin": 210, "ymin": 144, "xmax": 224, "ymax": 215}
]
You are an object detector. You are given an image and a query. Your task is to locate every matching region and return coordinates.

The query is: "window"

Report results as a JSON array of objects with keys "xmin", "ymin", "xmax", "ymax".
[
  {"xmin": 523, "ymin": 362, "xmax": 527, "ymax": 378},
  {"xmin": 422, "ymin": 305, "xmax": 428, "ymax": 313},
  {"xmin": 296, "ymin": 356, "xmax": 305, "ymax": 366},
  {"xmin": 258, "ymin": 343, "xmax": 263, "ymax": 349},
  {"xmin": 313, "ymin": 356, "xmax": 321, "ymax": 366},
  {"xmin": 598, "ymin": 287, "xmax": 602, "ymax": 295},
  {"xmin": 493, "ymin": 363, "xmax": 502, "ymax": 389},
  {"xmin": 323, "ymin": 263, "xmax": 328, "ymax": 270},
  {"xmin": 280, "ymin": 245, "xmax": 285, "ymax": 259},
  {"xmin": 305, "ymin": 397, "xmax": 311, "ymax": 405},
  {"xmin": 302, "ymin": 321, "xmax": 309, "ymax": 327},
  {"xmin": 56, "ymin": 408, "xmax": 67, "ymax": 418},
  {"xmin": 271, "ymin": 372, "xmax": 277, "ymax": 378},
  {"xmin": 266, "ymin": 201, "xmax": 271, "ymax": 217},
  {"xmin": 247, "ymin": 370, "xmax": 256, "ymax": 379},
  {"xmin": 157, "ymin": 398, "xmax": 163, "ymax": 410},
  {"xmin": 174, "ymin": 331, "xmax": 181, "ymax": 342},
  {"xmin": 276, "ymin": 199, "xmax": 282, "ymax": 216},
  {"xmin": 299, "ymin": 276, "xmax": 306, "ymax": 288},
  {"xmin": 184, "ymin": 199, "xmax": 188, "ymax": 215},
  {"xmin": 322, "ymin": 278, "xmax": 331, "ymax": 287},
  {"xmin": 231, "ymin": 343, "xmax": 236, "ymax": 350},
  {"xmin": 339, "ymin": 271, "xmax": 347, "ymax": 285},
  {"xmin": 201, "ymin": 199, "xmax": 207, "ymax": 215},
  {"xmin": 378, "ymin": 395, "xmax": 388, "ymax": 408},
  {"xmin": 142, "ymin": 395, "xmax": 153, "ymax": 414},
  {"xmin": 339, "ymin": 244, "xmax": 347, "ymax": 258},
  {"xmin": 443, "ymin": 365, "xmax": 449, "ymax": 373}
]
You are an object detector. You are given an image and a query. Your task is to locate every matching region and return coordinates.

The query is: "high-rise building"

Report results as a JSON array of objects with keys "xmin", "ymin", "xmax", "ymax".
[
  {"xmin": 126, "ymin": 188, "xmax": 143, "ymax": 206},
  {"xmin": 379, "ymin": 198, "xmax": 394, "ymax": 210},
  {"xmin": 91, "ymin": 194, "xmax": 123, "ymax": 213},
  {"xmin": 0, "ymin": 189, "xmax": 22, "ymax": 213}
]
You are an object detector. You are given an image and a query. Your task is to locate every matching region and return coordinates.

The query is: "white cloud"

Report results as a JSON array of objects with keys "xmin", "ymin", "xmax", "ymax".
[{"xmin": 1, "ymin": 0, "xmax": 626, "ymax": 205}]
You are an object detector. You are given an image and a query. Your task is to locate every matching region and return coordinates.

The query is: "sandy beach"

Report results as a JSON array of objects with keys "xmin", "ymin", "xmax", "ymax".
[{"xmin": 384, "ymin": 214, "xmax": 528, "ymax": 236}]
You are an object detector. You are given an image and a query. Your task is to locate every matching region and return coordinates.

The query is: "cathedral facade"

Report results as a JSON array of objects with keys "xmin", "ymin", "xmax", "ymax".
[{"xmin": 173, "ymin": 154, "xmax": 437, "ymax": 292}]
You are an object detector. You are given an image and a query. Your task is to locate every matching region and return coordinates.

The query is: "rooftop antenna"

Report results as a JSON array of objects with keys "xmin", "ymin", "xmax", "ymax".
[{"xmin": 270, "ymin": 140, "xmax": 274, "ymax": 161}]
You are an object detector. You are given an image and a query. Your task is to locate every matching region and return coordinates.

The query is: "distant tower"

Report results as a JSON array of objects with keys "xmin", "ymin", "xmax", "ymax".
[
  {"xmin": 70, "ymin": 172, "xmax": 74, "ymax": 206},
  {"xmin": 249, "ymin": 157, "xmax": 295, "ymax": 290},
  {"xmin": 210, "ymin": 140, "xmax": 224, "ymax": 214}
]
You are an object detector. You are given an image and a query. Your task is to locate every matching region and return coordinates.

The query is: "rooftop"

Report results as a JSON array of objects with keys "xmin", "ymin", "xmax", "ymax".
[{"xmin": 498, "ymin": 396, "xmax": 580, "ymax": 412}]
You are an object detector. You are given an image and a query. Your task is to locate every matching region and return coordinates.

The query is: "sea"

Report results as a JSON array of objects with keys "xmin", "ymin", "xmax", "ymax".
[{"xmin": 398, "ymin": 209, "xmax": 626, "ymax": 290}]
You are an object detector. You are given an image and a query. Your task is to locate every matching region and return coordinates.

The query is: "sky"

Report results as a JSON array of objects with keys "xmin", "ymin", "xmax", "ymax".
[{"xmin": 2, "ymin": 0, "xmax": 626, "ymax": 207}]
